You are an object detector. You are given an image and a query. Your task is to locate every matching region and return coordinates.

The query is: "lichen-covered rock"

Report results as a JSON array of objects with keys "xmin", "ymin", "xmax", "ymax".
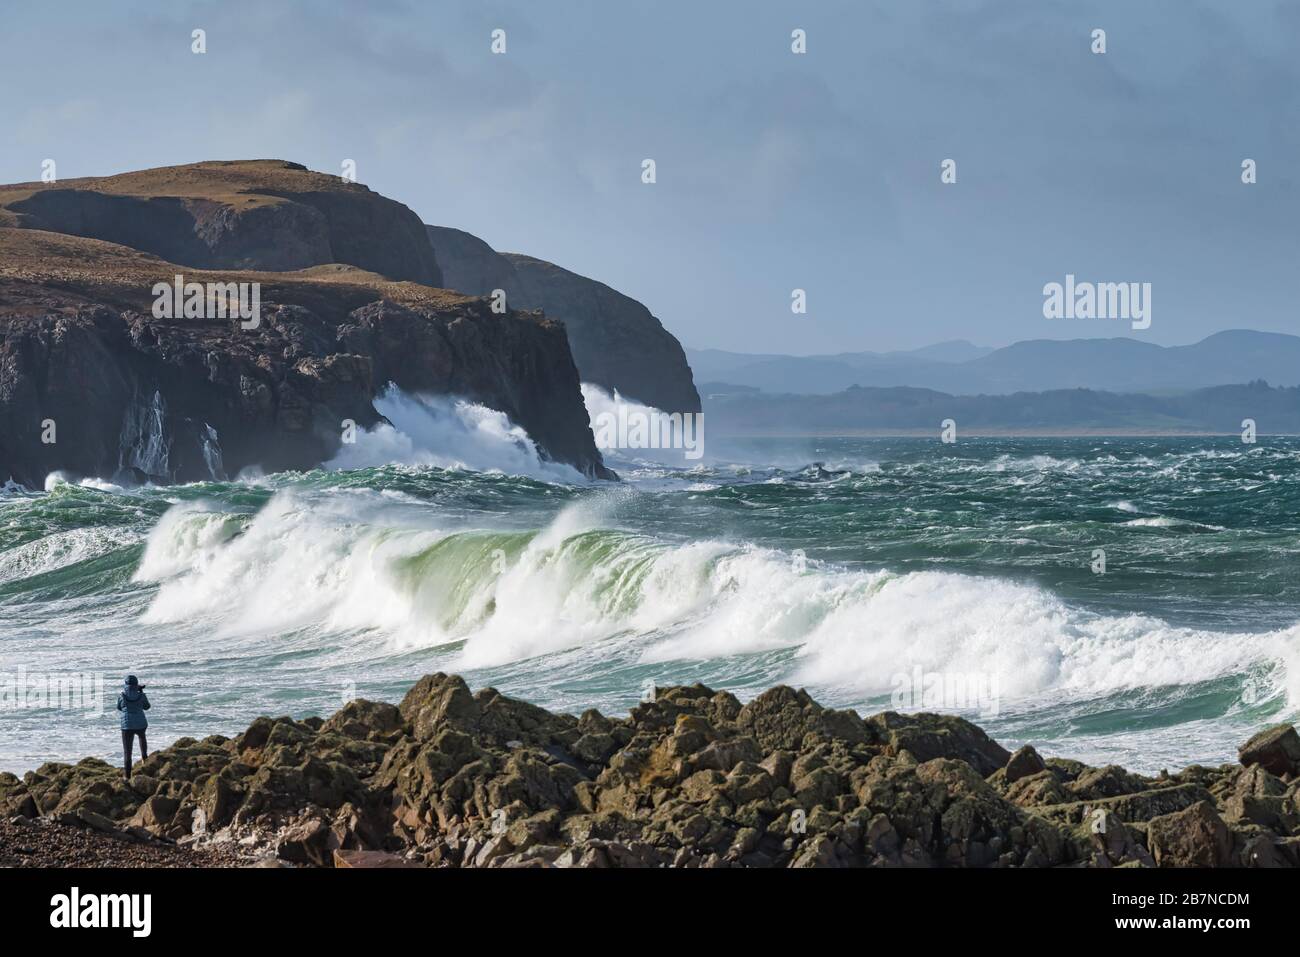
[
  {"xmin": 734, "ymin": 686, "xmax": 869, "ymax": 753},
  {"xmin": 276, "ymin": 812, "xmax": 331, "ymax": 867},
  {"xmin": 320, "ymin": 699, "xmax": 404, "ymax": 742},
  {"xmin": 1070, "ymin": 765, "xmax": 1152, "ymax": 801},
  {"xmin": 4, "ymin": 674, "xmax": 1296, "ymax": 868},
  {"xmin": 867, "ymin": 711, "xmax": 1010, "ymax": 777}
]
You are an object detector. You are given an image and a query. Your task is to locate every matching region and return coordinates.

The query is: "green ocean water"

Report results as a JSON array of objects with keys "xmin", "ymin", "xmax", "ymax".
[{"xmin": 1, "ymin": 436, "xmax": 1296, "ymax": 775}]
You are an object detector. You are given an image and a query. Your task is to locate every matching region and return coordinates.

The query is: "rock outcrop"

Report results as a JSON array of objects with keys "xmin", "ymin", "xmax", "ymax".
[
  {"xmin": 0, "ymin": 160, "xmax": 441, "ymax": 287},
  {"xmin": 4, "ymin": 674, "xmax": 1295, "ymax": 868},
  {"xmin": 0, "ymin": 227, "xmax": 611, "ymax": 486},
  {"xmin": 427, "ymin": 226, "xmax": 701, "ymax": 414}
]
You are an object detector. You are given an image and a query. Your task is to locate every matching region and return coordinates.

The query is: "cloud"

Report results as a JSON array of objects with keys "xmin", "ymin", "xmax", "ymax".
[{"xmin": 3, "ymin": 0, "xmax": 1298, "ymax": 353}]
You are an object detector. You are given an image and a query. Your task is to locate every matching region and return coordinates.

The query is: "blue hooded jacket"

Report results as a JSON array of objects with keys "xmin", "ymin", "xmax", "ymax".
[{"xmin": 117, "ymin": 677, "xmax": 150, "ymax": 731}]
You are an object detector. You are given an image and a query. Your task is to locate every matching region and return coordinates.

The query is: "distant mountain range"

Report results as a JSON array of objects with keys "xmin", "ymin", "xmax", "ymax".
[
  {"xmin": 704, "ymin": 380, "xmax": 1300, "ymax": 435},
  {"xmin": 689, "ymin": 331, "xmax": 1300, "ymax": 396}
]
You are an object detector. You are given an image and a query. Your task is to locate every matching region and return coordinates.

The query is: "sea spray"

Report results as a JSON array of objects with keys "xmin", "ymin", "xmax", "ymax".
[
  {"xmin": 582, "ymin": 384, "xmax": 705, "ymax": 462},
  {"xmin": 326, "ymin": 386, "xmax": 585, "ymax": 483}
]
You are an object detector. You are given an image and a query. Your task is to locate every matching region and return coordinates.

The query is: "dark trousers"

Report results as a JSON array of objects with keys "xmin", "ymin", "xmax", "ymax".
[{"xmin": 121, "ymin": 729, "xmax": 147, "ymax": 777}]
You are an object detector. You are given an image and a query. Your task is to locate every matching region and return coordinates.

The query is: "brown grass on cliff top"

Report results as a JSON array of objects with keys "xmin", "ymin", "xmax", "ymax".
[
  {"xmin": 0, "ymin": 159, "xmax": 361, "ymax": 202},
  {"xmin": 0, "ymin": 226, "xmax": 475, "ymax": 316},
  {"xmin": 0, "ymin": 160, "xmax": 379, "ymax": 229}
]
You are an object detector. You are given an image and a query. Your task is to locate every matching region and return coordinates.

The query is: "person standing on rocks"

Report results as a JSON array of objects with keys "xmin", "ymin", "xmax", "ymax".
[{"xmin": 116, "ymin": 675, "xmax": 150, "ymax": 778}]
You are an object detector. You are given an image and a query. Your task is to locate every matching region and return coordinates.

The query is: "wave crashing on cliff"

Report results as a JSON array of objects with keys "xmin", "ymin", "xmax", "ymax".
[{"xmin": 325, "ymin": 386, "xmax": 584, "ymax": 483}]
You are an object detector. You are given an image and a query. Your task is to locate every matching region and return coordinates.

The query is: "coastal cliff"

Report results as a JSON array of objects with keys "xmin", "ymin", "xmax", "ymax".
[
  {"xmin": 0, "ymin": 160, "xmax": 442, "ymax": 286},
  {"xmin": 427, "ymin": 225, "xmax": 701, "ymax": 414},
  {"xmin": 3, "ymin": 673, "xmax": 1296, "ymax": 868},
  {"xmin": 0, "ymin": 163, "xmax": 612, "ymax": 485}
]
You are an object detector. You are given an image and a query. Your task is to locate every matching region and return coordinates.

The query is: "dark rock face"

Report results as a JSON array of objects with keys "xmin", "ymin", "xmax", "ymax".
[
  {"xmin": 0, "ymin": 160, "xmax": 442, "ymax": 287},
  {"xmin": 3, "ymin": 675, "xmax": 1295, "ymax": 868},
  {"xmin": 0, "ymin": 302, "xmax": 608, "ymax": 487},
  {"xmin": 339, "ymin": 300, "xmax": 609, "ymax": 478},
  {"xmin": 427, "ymin": 226, "xmax": 701, "ymax": 414},
  {"xmin": 0, "ymin": 229, "xmax": 611, "ymax": 486},
  {"xmin": 0, "ymin": 306, "xmax": 377, "ymax": 487}
]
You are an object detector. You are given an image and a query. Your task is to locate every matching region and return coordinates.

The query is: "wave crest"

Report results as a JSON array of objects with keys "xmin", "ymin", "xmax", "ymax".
[{"xmin": 132, "ymin": 491, "xmax": 1297, "ymax": 715}]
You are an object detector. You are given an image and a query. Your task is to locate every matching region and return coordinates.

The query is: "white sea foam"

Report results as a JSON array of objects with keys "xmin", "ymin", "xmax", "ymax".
[
  {"xmin": 135, "ymin": 491, "xmax": 442, "ymax": 635},
  {"xmin": 42, "ymin": 472, "xmax": 129, "ymax": 494},
  {"xmin": 1123, "ymin": 516, "xmax": 1226, "ymax": 530},
  {"xmin": 132, "ymin": 501, "xmax": 249, "ymax": 583},
  {"xmin": 0, "ymin": 526, "xmax": 140, "ymax": 584},
  {"xmin": 988, "ymin": 454, "xmax": 1083, "ymax": 473},
  {"xmin": 131, "ymin": 488, "xmax": 1297, "ymax": 716},
  {"xmin": 326, "ymin": 386, "xmax": 584, "ymax": 483},
  {"xmin": 789, "ymin": 572, "xmax": 1290, "ymax": 704}
]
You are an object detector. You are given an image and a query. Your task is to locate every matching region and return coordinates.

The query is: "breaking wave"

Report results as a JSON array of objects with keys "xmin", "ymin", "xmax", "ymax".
[
  {"xmin": 131, "ymin": 490, "xmax": 1298, "ymax": 714},
  {"xmin": 7, "ymin": 434, "xmax": 1300, "ymax": 773}
]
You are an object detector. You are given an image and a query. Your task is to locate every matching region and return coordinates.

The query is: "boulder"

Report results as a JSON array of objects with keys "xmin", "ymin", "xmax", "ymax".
[
  {"xmin": 1238, "ymin": 725, "xmax": 1300, "ymax": 779},
  {"xmin": 399, "ymin": 674, "xmax": 481, "ymax": 740},
  {"xmin": 867, "ymin": 712, "xmax": 1010, "ymax": 777},
  {"xmin": 1148, "ymin": 801, "xmax": 1233, "ymax": 867},
  {"xmin": 276, "ymin": 815, "xmax": 331, "ymax": 867},
  {"xmin": 736, "ymin": 686, "xmax": 867, "ymax": 752},
  {"xmin": 320, "ymin": 699, "xmax": 405, "ymax": 742},
  {"xmin": 197, "ymin": 774, "xmax": 243, "ymax": 829},
  {"xmin": 1071, "ymin": 765, "xmax": 1150, "ymax": 800},
  {"xmin": 128, "ymin": 795, "xmax": 179, "ymax": 831},
  {"xmin": 1004, "ymin": 745, "xmax": 1046, "ymax": 785}
]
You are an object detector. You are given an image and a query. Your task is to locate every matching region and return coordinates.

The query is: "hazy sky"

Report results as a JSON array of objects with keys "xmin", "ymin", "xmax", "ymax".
[{"xmin": 3, "ymin": 0, "xmax": 1298, "ymax": 354}]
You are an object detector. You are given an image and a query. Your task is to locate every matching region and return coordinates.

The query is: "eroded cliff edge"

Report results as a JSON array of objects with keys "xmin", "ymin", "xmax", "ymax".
[
  {"xmin": 0, "ymin": 229, "xmax": 611, "ymax": 485},
  {"xmin": 0, "ymin": 161, "xmax": 613, "ymax": 485}
]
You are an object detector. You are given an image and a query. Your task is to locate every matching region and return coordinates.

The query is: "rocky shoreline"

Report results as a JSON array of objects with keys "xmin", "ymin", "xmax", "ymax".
[{"xmin": 2, "ymin": 674, "xmax": 1297, "ymax": 868}]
